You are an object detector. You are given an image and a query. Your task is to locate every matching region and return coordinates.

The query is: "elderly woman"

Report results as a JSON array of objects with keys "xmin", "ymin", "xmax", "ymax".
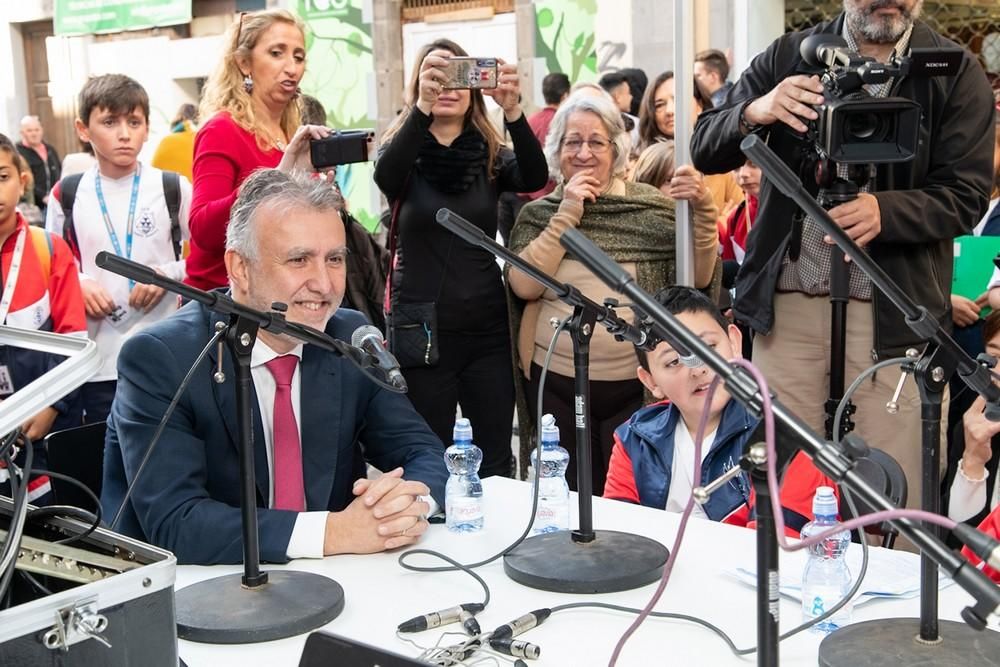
[
  {"xmin": 187, "ymin": 9, "xmax": 331, "ymax": 289},
  {"xmin": 507, "ymin": 92, "xmax": 718, "ymax": 492},
  {"xmin": 637, "ymin": 71, "xmax": 743, "ymax": 220}
]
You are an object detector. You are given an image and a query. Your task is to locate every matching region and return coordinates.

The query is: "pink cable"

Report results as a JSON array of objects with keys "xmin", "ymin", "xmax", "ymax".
[{"xmin": 607, "ymin": 374, "xmax": 723, "ymax": 665}]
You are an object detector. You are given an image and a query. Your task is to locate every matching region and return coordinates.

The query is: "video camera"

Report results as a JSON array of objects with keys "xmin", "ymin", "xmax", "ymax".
[{"xmin": 799, "ymin": 34, "xmax": 963, "ymax": 164}]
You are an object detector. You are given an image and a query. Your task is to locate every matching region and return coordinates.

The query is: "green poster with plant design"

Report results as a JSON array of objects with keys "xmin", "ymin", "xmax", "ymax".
[
  {"xmin": 296, "ymin": 0, "xmax": 380, "ymax": 232},
  {"xmin": 535, "ymin": 0, "xmax": 598, "ymax": 83}
]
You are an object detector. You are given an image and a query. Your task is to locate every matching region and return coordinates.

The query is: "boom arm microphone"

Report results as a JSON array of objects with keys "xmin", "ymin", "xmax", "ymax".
[
  {"xmin": 559, "ymin": 228, "xmax": 702, "ymax": 368},
  {"xmin": 434, "ymin": 208, "xmax": 652, "ymax": 350},
  {"xmin": 94, "ymin": 252, "xmax": 403, "ymax": 393}
]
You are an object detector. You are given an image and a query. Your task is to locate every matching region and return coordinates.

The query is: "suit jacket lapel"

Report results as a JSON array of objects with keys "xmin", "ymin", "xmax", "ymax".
[
  {"xmin": 208, "ymin": 313, "xmax": 270, "ymax": 503},
  {"xmin": 300, "ymin": 344, "xmax": 341, "ymax": 509}
]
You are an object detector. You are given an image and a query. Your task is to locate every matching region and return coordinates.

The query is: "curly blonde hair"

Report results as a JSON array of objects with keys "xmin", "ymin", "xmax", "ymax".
[{"xmin": 199, "ymin": 9, "xmax": 304, "ymax": 151}]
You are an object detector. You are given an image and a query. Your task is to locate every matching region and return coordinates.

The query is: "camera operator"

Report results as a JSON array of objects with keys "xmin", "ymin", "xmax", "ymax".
[{"xmin": 691, "ymin": 0, "xmax": 995, "ymax": 515}]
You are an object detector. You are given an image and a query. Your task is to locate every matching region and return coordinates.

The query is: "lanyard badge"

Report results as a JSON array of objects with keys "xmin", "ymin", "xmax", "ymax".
[{"xmin": 94, "ymin": 164, "xmax": 142, "ymax": 290}]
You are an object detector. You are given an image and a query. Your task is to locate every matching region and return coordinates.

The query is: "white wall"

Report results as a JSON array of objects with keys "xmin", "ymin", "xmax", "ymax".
[
  {"xmin": 733, "ymin": 0, "xmax": 785, "ymax": 78},
  {"xmin": 0, "ymin": 22, "xmax": 30, "ymax": 137},
  {"xmin": 401, "ymin": 12, "xmax": 518, "ymax": 112}
]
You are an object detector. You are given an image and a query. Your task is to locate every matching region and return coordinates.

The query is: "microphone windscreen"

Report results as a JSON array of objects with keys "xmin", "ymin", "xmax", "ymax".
[{"xmin": 351, "ymin": 324, "xmax": 383, "ymax": 348}]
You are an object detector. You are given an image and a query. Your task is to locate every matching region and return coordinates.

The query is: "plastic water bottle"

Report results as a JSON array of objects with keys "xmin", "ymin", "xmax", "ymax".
[
  {"xmin": 444, "ymin": 418, "xmax": 484, "ymax": 533},
  {"xmin": 800, "ymin": 486, "xmax": 853, "ymax": 633},
  {"xmin": 530, "ymin": 414, "xmax": 570, "ymax": 534}
]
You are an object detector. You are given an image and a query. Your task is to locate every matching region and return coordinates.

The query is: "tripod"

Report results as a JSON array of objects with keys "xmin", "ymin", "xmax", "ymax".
[{"xmin": 816, "ymin": 160, "xmax": 871, "ymax": 442}]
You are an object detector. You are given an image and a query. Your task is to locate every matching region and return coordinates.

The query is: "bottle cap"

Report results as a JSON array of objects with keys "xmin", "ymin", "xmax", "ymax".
[
  {"xmin": 812, "ymin": 485, "xmax": 838, "ymax": 518},
  {"xmin": 540, "ymin": 413, "xmax": 559, "ymax": 443},
  {"xmin": 453, "ymin": 417, "xmax": 473, "ymax": 445}
]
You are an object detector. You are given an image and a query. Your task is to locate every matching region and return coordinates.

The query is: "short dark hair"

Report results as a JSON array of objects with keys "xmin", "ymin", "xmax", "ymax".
[
  {"xmin": 0, "ymin": 133, "xmax": 21, "ymax": 173},
  {"xmin": 636, "ymin": 286, "xmax": 729, "ymax": 371},
  {"xmin": 541, "ymin": 72, "xmax": 571, "ymax": 106},
  {"xmin": 78, "ymin": 74, "xmax": 150, "ymax": 125},
  {"xmin": 598, "ymin": 72, "xmax": 629, "ymax": 94},
  {"xmin": 618, "ymin": 68, "xmax": 648, "ymax": 116},
  {"xmin": 695, "ymin": 49, "xmax": 729, "ymax": 82}
]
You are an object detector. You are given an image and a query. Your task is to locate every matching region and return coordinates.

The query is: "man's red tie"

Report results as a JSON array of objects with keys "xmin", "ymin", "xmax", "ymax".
[{"xmin": 265, "ymin": 355, "xmax": 305, "ymax": 511}]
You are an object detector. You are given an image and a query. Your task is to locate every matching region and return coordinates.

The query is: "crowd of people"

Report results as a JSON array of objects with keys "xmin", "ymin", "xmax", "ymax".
[{"xmin": 2, "ymin": 2, "xmax": 999, "ymax": 581}]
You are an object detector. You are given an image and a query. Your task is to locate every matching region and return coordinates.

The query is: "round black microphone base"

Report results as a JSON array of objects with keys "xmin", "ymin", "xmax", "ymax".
[
  {"xmin": 818, "ymin": 618, "xmax": 1000, "ymax": 667},
  {"xmin": 176, "ymin": 571, "xmax": 345, "ymax": 644},
  {"xmin": 503, "ymin": 530, "xmax": 669, "ymax": 594}
]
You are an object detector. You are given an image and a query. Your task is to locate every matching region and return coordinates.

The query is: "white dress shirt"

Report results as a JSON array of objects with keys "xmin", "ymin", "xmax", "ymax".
[
  {"xmin": 250, "ymin": 338, "xmax": 439, "ymax": 559},
  {"xmin": 250, "ymin": 340, "xmax": 328, "ymax": 559}
]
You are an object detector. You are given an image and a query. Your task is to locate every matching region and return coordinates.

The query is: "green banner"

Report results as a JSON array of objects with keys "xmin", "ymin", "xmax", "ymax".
[
  {"xmin": 299, "ymin": 0, "xmax": 354, "ymax": 20},
  {"xmin": 54, "ymin": 0, "xmax": 191, "ymax": 36}
]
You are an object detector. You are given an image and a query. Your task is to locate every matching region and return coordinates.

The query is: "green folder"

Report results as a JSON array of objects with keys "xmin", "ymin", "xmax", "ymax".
[{"xmin": 952, "ymin": 235, "xmax": 1000, "ymax": 316}]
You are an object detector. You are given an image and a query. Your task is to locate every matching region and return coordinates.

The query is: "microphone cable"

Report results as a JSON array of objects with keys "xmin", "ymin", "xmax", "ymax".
[
  {"xmin": 0, "ymin": 432, "xmax": 33, "ymax": 607},
  {"xmin": 395, "ymin": 317, "xmax": 571, "ymax": 631},
  {"xmin": 109, "ymin": 327, "xmax": 225, "ymax": 530}
]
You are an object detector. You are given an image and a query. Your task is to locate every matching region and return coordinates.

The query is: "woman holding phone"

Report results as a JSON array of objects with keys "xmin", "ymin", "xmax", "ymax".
[
  {"xmin": 374, "ymin": 39, "xmax": 547, "ymax": 479},
  {"xmin": 188, "ymin": 9, "xmax": 331, "ymax": 289}
]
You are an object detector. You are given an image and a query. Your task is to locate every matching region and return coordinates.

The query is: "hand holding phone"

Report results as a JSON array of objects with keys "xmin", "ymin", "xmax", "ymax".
[
  {"xmin": 309, "ymin": 130, "xmax": 376, "ymax": 169},
  {"xmin": 441, "ymin": 57, "xmax": 498, "ymax": 89}
]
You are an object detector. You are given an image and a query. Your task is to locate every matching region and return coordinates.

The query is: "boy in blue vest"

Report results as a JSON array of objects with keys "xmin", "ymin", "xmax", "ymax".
[{"xmin": 604, "ymin": 286, "xmax": 832, "ymax": 535}]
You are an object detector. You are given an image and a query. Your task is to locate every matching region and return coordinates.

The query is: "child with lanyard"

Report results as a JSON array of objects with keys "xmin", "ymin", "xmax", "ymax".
[
  {"xmin": 47, "ymin": 74, "xmax": 191, "ymax": 425},
  {"xmin": 0, "ymin": 132, "xmax": 86, "ymax": 503}
]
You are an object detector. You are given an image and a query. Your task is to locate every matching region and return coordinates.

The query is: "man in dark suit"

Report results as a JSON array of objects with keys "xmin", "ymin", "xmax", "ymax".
[{"xmin": 102, "ymin": 169, "xmax": 448, "ymax": 565}]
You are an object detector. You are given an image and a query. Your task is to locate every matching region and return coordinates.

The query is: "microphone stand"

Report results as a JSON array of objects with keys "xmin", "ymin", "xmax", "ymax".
[
  {"xmin": 739, "ymin": 134, "xmax": 1000, "ymax": 665},
  {"xmin": 558, "ymin": 225, "xmax": 1000, "ymax": 667},
  {"xmin": 434, "ymin": 209, "xmax": 669, "ymax": 594},
  {"xmin": 96, "ymin": 252, "xmax": 400, "ymax": 644}
]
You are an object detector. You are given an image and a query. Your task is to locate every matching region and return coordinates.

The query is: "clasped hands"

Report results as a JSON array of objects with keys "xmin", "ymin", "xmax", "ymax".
[{"xmin": 324, "ymin": 467, "xmax": 431, "ymax": 555}]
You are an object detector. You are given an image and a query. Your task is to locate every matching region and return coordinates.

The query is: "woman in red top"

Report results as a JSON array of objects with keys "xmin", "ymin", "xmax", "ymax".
[{"xmin": 189, "ymin": 9, "xmax": 330, "ymax": 289}]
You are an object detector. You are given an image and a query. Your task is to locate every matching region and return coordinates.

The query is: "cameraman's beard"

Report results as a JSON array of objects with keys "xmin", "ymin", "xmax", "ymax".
[{"xmin": 844, "ymin": 0, "xmax": 923, "ymax": 45}]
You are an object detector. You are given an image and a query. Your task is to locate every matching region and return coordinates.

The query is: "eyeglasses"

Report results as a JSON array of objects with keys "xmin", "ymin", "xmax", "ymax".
[{"xmin": 561, "ymin": 137, "xmax": 612, "ymax": 155}]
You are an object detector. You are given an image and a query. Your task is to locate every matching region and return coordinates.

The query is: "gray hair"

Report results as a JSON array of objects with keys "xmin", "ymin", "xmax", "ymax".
[
  {"xmin": 226, "ymin": 168, "xmax": 344, "ymax": 261},
  {"xmin": 544, "ymin": 91, "xmax": 630, "ymax": 184}
]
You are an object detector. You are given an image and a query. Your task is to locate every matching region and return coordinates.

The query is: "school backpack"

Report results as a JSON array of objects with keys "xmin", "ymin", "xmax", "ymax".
[{"xmin": 57, "ymin": 170, "xmax": 182, "ymax": 261}]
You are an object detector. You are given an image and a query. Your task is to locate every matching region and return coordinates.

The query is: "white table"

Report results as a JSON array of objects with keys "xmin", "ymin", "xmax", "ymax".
[{"xmin": 177, "ymin": 477, "xmax": 998, "ymax": 666}]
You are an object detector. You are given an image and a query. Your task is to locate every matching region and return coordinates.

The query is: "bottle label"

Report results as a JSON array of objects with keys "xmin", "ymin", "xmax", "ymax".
[{"xmin": 448, "ymin": 497, "xmax": 483, "ymax": 521}]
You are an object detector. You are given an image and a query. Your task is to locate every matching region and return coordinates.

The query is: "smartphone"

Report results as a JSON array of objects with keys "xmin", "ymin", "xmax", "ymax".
[
  {"xmin": 310, "ymin": 130, "xmax": 375, "ymax": 169},
  {"xmin": 442, "ymin": 57, "xmax": 498, "ymax": 90}
]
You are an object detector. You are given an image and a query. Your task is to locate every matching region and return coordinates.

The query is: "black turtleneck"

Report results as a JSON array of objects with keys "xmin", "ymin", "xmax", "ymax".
[{"xmin": 374, "ymin": 107, "xmax": 548, "ymax": 334}]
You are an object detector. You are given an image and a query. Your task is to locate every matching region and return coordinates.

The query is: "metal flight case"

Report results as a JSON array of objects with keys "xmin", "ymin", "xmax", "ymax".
[{"xmin": 0, "ymin": 497, "xmax": 177, "ymax": 666}]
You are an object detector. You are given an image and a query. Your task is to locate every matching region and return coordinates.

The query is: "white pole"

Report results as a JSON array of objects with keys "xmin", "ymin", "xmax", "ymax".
[{"xmin": 673, "ymin": 0, "xmax": 695, "ymax": 286}]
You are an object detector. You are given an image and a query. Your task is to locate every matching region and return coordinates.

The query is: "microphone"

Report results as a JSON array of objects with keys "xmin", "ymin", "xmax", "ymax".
[
  {"xmin": 396, "ymin": 603, "xmax": 485, "ymax": 633},
  {"xmin": 351, "ymin": 325, "xmax": 407, "ymax": 392}
]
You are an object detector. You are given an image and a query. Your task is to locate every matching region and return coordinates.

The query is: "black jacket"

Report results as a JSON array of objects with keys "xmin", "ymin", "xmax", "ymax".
[
  {"xmin": 341, "ymin": 210, "xmax": 390, "ymax": 333},
  {"xmin": 691, "ymin": 15, "xmax": 994, "ymax": 359},
  {"xmin": 374, "ymin": 108, "xmax": 548, "ymax": 334},
  {"xmin": 16, "ymin": 141, "xmax": 61, "ymax": 207}
]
